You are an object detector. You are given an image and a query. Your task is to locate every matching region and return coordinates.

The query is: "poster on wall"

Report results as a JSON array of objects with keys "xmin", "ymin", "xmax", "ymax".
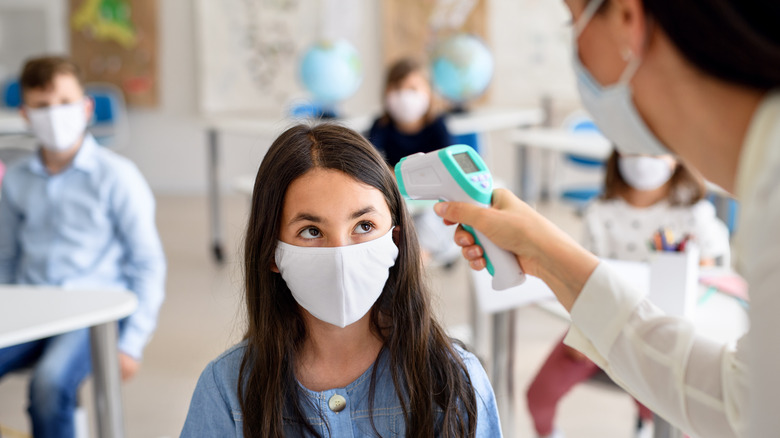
[
  {"xmin": 381, "ymin": 0, "xmax": 490, "ymax": 106},
  {"xmin": 381, "ymin": 0, "xmax": 487, "ymax": 65},
  {"xmin": 195, "ymin": 0, "xmax": 319, "ymax": 114},
  {"xmin": 69, "ymin": 0, "xmax": 159, "ymax": 107}
]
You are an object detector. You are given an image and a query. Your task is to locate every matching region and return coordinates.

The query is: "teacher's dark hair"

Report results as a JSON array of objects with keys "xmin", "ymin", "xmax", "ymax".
[
  {"xmin": 593, "ymin": 0, "xmax": 780, "ymax": 90},
  {"xmin": 239, "ymin": 123, "xmax": 477, "ymax": 437}
]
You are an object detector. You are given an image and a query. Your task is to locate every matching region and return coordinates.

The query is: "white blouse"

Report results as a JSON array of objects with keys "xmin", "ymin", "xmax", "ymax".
[
  {"xmin": 564, "ymin": 91, "xmax": 780, "ymax": 438},
  {"xmin": 582, "ymin": 198, "xmax": 730, "ymax": 263}
]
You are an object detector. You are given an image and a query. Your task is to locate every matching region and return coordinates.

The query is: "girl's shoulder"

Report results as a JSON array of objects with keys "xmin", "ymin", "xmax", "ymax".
[{"xmin": 201, "ymin": 340, "xmax": 249, "ymax": 392}]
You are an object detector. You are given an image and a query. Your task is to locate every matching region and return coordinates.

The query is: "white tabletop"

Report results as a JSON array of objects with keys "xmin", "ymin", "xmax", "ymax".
[
  {"xmin": 0, "ymin": 109, "xmax": 27, "ymax": 135},
  {"xmin": 0, "ymin": 286, "xmax": 138, "ymax": 348},
  {"xmin": 207, "ymin": 106, "xmax": 544, "ymax": 138},
  {"xmin": 472, "ymin": 260, "xmax": 748, "ymax": 343},
  {"xmin": 510, "ymin": 127, "xmax": 612, "ymax": 159}
]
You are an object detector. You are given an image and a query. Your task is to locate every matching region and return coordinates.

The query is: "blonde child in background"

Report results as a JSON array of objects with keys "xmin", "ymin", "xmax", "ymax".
[
  {"xmin": 368, "ymin": 58, "xmax": 460, "ymax": 266},
  {"xmin": 526, "ymin": 149, "xmax": 730, "ymax": 438}
]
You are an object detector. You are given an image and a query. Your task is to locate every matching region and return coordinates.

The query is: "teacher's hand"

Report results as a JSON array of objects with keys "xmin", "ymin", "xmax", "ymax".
[{"xmin": 433, "ymin": 188, "xmax": 599, "ymax": 311}]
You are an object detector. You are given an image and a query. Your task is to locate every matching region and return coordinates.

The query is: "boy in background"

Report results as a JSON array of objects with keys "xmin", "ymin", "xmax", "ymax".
[{"xmin": 0, "ymin": 56, "xmax": 166, "ymax": 438}]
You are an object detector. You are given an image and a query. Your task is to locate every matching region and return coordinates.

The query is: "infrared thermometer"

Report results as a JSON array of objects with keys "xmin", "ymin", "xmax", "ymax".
[{"xmin": 395, "ymin": 145, "xmax": 526, "ymax": 290}]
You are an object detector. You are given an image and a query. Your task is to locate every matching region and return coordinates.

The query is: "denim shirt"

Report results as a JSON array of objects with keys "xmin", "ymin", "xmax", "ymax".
[
  {"xmin": 0, "ymin": 135, "xmax": 166, "ymax": 359},
  {"xmin": 181, "ymin": 341, "xmax": 502, "ymax": 437}
]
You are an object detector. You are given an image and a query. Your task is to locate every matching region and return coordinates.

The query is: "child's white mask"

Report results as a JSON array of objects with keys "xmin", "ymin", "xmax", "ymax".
[
  {"xmin": 386, "ymin": 89, "xmax": 429, "ymax": 125},
  {"xmin": 274, "ymin": 227, "xmax": 399, "ymax": 328},
  {"xmin": 26, "ymin": 100, "xmax": 88, "ymax": 152},
  {"xmin": 618, "ymin": 155, "xmax": 674, "ymax": 191}
]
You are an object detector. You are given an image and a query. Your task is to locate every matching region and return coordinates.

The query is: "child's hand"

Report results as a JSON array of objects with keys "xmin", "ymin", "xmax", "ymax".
[{"xmin": 119, "ymin": 352, "xmax": 140, "ymax": 381}]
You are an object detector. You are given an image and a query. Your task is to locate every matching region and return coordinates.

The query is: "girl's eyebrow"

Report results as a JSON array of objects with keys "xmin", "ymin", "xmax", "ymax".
[
  {"xmin": 288, "ymin": 212, "xmax": 322, "ymax": 225},
  {"xmin": 350, "ymin": 206, "xmax": 376, "ymax": 219},
  {"xmin": 288, "ymin": 206, "xmax": 377, "ymax": 225}
]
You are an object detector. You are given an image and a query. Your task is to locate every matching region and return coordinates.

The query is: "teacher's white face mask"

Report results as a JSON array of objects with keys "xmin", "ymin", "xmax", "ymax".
[
  {"xmin": 572, "ymin": 0, "xmax": 671, "ymax": 156},
  {"xmin": 25, "ymin": 100, "xmax": 88, "ymax": 152},
  {"xmin": 274, "ymin": 227, "xmax": 399, "ymax": 328},
  {"xmin": 618, "ymin": 155, "xmax": 675, "ymax": 191}
]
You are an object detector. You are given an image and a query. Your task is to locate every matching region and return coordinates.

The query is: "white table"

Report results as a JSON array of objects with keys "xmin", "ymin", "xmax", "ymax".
[
  {"xmin": 0, "ymin": 286, "xmax": 138, "ymax": 438},
  {"xmin": 205, "ymin": 107, "xmax": 545, "ymax": 262},
  {"xmin": 0, "ymin": 110, "xmax": 26, "ymax": 136},
  {"xmin": 509, "ymin": 127, "xmax": 612, "ymax": 203}
]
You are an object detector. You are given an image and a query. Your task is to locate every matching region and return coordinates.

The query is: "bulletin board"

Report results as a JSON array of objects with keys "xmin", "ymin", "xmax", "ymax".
[
  {"xmin": 381, "ymin": 0, "xmax": 488, "ymax": 69},
  {"xmin": 194, "ymin": 0, "xmax": 318, "ymax": 114},
  {"xmin": 69, "ymin": 0, "xmax": 159, "ymax": 107}
]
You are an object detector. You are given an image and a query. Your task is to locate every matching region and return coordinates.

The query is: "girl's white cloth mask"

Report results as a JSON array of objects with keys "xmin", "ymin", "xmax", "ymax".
[{"xmin": 275, "ymin": 227, "xmax": 399, "ymax": 328}]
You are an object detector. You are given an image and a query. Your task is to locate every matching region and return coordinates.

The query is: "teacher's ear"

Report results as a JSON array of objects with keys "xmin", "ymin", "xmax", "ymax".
[
  {"xmin": 612, "ymin": 0, "xmax": 651, "ymax": 58},
  {"xmin": 270, "ymin": 261, "xmax": 279, "ymax": 273}
]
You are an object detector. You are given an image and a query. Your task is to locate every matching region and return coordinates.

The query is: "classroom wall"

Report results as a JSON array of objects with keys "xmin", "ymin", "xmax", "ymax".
[{"xmin": 1, "ymin": 0, "xmax": 577, "ymax": 194}]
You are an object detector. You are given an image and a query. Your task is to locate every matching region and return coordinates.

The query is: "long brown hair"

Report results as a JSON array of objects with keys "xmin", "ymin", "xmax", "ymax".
[
  {"xmin": 239, "ymin": 123, "xmax": 477, "ymax": 437},
  {"xmin": 602, "ymin": 149, "xmax": 707, "ymax": 206}
]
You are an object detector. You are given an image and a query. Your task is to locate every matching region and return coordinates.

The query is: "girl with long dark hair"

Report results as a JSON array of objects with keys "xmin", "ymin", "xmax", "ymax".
[{"xmin": 181, "ymin": 123, "xmax": 501, "ymax": 437}]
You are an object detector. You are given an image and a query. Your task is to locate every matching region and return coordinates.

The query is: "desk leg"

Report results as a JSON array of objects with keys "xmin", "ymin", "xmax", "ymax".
[
  {"xmin": 90, "ymin": 322, "xmax": 125, "ymax": 438},
  {"xmin": 207, "ymin": 129, "xmax": 224, "ymax": 263},
  {"xmin": 653, "ymin": 415, "xmax": 683, "ymax": 438},
  {"xmin": 518, "ymin": 143, "xmax": 534, "ymax": 203},
  {"xmin": 492, "ymin": 310, "xmax": 516, "ymax": 436}
]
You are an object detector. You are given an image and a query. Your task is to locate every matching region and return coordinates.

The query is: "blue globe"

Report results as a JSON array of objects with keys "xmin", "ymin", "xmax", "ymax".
[
  {"xmin": 431, "ymin": 34, "xmax": 494, "ymax": 104},
  {"xmin": 300, "ymin": 39, "xmax": 363, "ymax": 105}
]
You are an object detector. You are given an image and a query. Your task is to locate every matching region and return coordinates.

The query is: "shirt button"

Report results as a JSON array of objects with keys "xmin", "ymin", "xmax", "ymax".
[{"xmin": 328, "ymin": 394, "xmax": 346, "ymax": 413}]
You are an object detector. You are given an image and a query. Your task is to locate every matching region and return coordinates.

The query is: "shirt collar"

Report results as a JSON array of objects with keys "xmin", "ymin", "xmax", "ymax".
[
  {"xmin": 27, "ymin": 133, "xmax": 100, "ymax": 176},
  {"xmin": 735, "ymin": 91, "xmax": 780, "ymax": 201}
]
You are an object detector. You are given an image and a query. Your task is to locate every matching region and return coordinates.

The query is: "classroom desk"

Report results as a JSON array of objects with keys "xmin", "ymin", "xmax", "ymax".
[
  {"xmin": 205, "ymin": 107, "xmax": 545, "ymax": 262},
  {"xmin": 509, "ymin": 128, "xmax": 612, "ymax": 203},
  {"xmin": 0, "ymin": 286, "xmax": 138, "ymax": 438},
  {"xmin": 0, "ymin": 110, "xmax": 26, "ymax": 136}
]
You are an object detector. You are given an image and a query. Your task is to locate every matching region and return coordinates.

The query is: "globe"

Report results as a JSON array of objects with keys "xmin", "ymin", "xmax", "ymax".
[
  {"xmin": 430, "ymin": 34, "xmax": 494, "ymax": 104},
  {"xmin": 299, "ymin": 39, "xmax": 363, "ymax": 105}
]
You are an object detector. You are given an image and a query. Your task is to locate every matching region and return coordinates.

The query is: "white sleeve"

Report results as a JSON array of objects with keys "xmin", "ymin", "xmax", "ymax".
[{"xmin": 564, "ymin": 263, "xmax": 749, "ymax": 437}]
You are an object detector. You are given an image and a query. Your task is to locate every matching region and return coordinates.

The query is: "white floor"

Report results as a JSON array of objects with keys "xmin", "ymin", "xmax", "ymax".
[{"xmin": 0, "ymin": 196, "xmax": 641, "ymax": 438}]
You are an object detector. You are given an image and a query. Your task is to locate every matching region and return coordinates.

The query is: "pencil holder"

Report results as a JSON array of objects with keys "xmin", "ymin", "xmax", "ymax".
[{"xmin": 648, "ymin": 243, "xmax": 700, "ymax": 318}]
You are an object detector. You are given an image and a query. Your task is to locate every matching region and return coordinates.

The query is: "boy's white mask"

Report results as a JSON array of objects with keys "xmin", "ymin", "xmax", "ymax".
[
  {"xmin": 274, "ymin": 228, "xmax": 399, "ymax": 328},
  {"xmin": 25, "ymin": 100, "xmax": 88, "ymax": 152},
  {"xmin": 386, "ymin": 89, "xmax": 430, "ymax": 125}
]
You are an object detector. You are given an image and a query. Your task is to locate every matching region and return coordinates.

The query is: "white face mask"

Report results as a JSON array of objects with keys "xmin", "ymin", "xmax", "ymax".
[
  {"xmin": 572, "ymin": 0, "xmax": 670, "ymax": 156},
  {"xmin": 25, "ymin": 100, "xmax": 88, "ymax": 152},
  {"xmin": 274, "ymin": 227, "xmax": 399, "ymax": 328},
  {"xmin": 386, "ymin": 89, "xmax": 430, "ymax": 125},
  {"xmin": 618, "ymin": 155, "xmax": 674, "ymax": 191}
]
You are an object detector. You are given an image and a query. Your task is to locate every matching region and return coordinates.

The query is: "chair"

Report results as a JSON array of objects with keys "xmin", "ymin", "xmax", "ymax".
[
  {"xmin": 1, "ymin": 78, "xmax": 21, "ymax": 108},
  {"xmin": 84, "ymin": 83, "xmax": 130, "ymax": 149},
  {"xmin": 558, "ymin": 112, "xmax": 606, "ymax": 212}
]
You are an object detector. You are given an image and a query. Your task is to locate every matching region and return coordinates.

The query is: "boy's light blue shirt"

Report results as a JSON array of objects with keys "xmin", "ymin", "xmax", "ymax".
[
  {"xmin": 0, "ymin": 134, "xmax": 166, "ymax": 359},
  {"xmin": 181, "ymin": 341, "xmax": 503, "ymax": 437}
]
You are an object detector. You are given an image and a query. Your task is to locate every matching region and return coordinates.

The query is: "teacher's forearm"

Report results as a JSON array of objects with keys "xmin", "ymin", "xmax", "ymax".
[{"xmin": 529, "ymin": 227, "xmax": 599, "ymax": 312}]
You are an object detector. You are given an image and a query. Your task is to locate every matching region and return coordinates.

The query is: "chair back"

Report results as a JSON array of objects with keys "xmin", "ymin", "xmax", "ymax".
[{"xmin": 85, "ymin": 83, "xmax": 129, "ymax": 149}]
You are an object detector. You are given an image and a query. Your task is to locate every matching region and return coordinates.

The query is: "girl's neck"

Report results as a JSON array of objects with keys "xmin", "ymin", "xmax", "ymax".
[
  {"xmin": 395, "ymin": 118, "xmax": 425, "ymax": 135},
  {"xmin": 296, "ymin": 311, "xmax": 383, "ymax": 391},
  {"xmin": 620, "ymin": 182, "xmax": 672, "ymax": 208}
]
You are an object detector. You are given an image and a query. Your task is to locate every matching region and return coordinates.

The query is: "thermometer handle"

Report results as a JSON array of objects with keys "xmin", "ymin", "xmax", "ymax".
[{"xmin": 462, "ymin": 225, "xmax": 526, "ymax": 290}]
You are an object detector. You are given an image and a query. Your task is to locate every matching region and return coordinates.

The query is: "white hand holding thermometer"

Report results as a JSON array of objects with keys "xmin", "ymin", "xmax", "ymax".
[{"xmin": 395, "ymin": 145, "xmax": 526, "ymax": 290}]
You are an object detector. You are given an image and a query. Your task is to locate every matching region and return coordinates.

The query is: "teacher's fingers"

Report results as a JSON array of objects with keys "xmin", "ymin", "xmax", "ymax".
[
  {"xmin": 453, "ymin": 225, "xmax": 476, "ymax": 247},
  {"xmin": 434, "ymin": 200, "xmax": 487, "ymax": 229}
]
